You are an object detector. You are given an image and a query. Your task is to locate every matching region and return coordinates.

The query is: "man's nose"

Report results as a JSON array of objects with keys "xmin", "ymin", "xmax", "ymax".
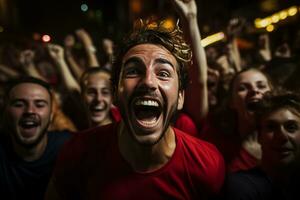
[
  {"xmin": 275, "ymin": 126, "xmax": 289, "ymax": 142},
  {"xmin": 139, "ymin": 70, "xmax": 157, "ymax": 91},
  {"xmin": 25, "ymin": 103, "xmax": 36, "ymax": 113},
  {"xmin": 95, "ymin": 92, "xmax": 104, "ymax": 102}
]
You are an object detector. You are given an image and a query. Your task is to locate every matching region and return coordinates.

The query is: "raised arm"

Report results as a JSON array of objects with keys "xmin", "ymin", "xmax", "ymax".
[
  {"xmin": 172, "ymin": 0, "xmax": 209, "ymax": 122},
  {"xmin": 226, "ymin": 18, "xmax": 245, "ymax": 72},
  {"xmin": 0, "ymin": 63, "xmax": 19, "ymax": 78},
  {"xmin": 63, "ymin": 34, "xmax": 84, "ymax": 80},
  {"xmin": 47, "ymin": 44, "xmax": 80, "ymax": 92},
  {"xmin": 75, "ymin": 29, "xmax": 100, "ymax": 67}
]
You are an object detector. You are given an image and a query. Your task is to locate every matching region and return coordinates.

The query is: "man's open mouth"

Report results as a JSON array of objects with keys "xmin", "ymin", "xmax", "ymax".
[
  {"xmin": 18, "ymin": 117, "xmax": 40, "ymax": 137},
  {"xmin": 19, "ymin": 118, "xmax": 39, "ymax": 129},
  {"xmin": 133, "ymin": 99, "xmax": 162, "ymax": 128}
]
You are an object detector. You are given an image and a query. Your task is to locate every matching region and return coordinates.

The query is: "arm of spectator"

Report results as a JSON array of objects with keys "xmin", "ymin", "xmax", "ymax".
[
  {"xmin": 226, "ymin": 18, "xmax": 244, "ymax": 72},
  {"xmin": 75, "ymin": 29, "xmax": 100, "ymax": 67},
  {"xmin": 228, "ymin": 37, "xmax": 242, "ymax": 72},
  {"xmin": 19, "ymin": 49, "xmax": 46, "ymax": 80},
  {"xmin": 0, "ymin": 63, "xmax": 19, "ymax": 78},
  {"xmin": 64, "ymin": 34, "xmax": 84, "ymax": 80},
  {"xmin": 172, "ymin": 0, "xmax": 209, "ymax": 121},
  {"xmin": 258, "ymin": 34, "xmax": 271, "ymax": 62},
  {"xmin": 47, "ymin": 44, "xmax": 81, "ymax": 92},
  {"xmin": 102, "ymin": 38, "xmax": 115, "ymax": 63}
]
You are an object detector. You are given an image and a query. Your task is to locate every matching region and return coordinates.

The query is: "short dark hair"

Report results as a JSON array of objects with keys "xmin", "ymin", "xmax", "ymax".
[
  {"xmin": 255, "ymin": 89, "xmax": 300, "ymax": 123},
  {"xmin": 80, "ymin": 67, "xmax": 112, "ymax": 92},
  {"xmin": 112, "ymin": 19, "xmax": 192, "ymax": 91},
  {"xmin": 4, "ymin": 76, "xmax": 53, "ymax": 102}
]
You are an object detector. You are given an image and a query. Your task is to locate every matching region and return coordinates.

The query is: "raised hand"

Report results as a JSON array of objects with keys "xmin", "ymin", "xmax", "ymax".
[
  {"xmin": 75, "ymin": 29, "xmax": 93, "ymax": 47},
  {"xmin": 171, "ymin": 0, "xmax": 197, "ymax": 18},
  {"xmin": 102, "ymin": 38, "xmax": 114, "ymax": 56},
  {"xmin": 19, "ymin": 49, "xmax": 35, "ymax": 66},
  {"xmin": 64, "ymin": 34, "xmax": 76, "ymax": 49},
  {"xmin": 47, "ymin": 44, "xmax": 64, "ymax": 62}
]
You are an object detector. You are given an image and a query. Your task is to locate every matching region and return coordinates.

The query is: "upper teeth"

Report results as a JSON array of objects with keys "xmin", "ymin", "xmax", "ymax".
[
  {"xmin": 135, "ymin": 100, "xmax": 159, "ymax": 107},
  {"xmin": 23, "ymin": 122, "xmax": 35, "ymax": 125}
]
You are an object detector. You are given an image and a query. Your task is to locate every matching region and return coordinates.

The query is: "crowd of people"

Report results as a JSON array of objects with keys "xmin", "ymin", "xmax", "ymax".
[{"xmin": 0, "ymin": 0, "xmax": 300, "ymax": 199}]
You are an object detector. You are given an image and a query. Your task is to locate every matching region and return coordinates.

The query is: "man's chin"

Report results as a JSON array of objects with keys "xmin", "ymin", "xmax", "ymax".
[
  {"xmin": 132, "ymin": 134, "xmax": 162, "ymax": 146},
  {"xmin": 14, "ymin": 129, "xmax": 47, "ymax": 149}
]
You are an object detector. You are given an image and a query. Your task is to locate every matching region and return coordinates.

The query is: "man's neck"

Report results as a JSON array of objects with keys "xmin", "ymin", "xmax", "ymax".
[
  {"xmin": 12, "ymin": 136, "xmax": 48, "ymax": 162},
  {"xmin": 118, "ymin": 122, "xmax": 176, "ymax": 173}
]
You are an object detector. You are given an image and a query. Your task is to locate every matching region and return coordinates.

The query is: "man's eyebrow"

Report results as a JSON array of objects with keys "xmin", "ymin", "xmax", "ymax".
[
  {"xmin": 123, "ymin": 57, "xmax": 143, "ymax": 68},
  {"xmin": 155, "ymin": 58, "xmax": 175, "ymax": 69},
  {"xmin": 10, "ymin": 98, "xmax": 25, "ymax": 104},
  {"xmin": 35, "ymin": 99, "xmax": 49, "ymax": 104}
]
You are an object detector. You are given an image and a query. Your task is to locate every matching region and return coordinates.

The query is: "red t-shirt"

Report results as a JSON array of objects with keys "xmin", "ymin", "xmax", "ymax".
[
  {"xmin": 53, "ymin": 122, "xmax": 225, "ymax": 200},
  {"xmin": 200, "ymin": 117, "xmax": 258, "ymax": 172},
  {"xmin": 174, "ymin": 113, "xmax": 199, "ymax": 138},
  {"xmin": 111, "ymin": 106, "xmax": 122, "ymax": 122}
]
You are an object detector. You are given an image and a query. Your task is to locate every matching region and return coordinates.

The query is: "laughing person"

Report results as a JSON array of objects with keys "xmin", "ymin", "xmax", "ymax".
[
  {"xmin": 45, "ymin": 19, "xmax": 225, "ymax": 200},
  {"xmin": 80, "ymin": 67, "xmax": 121, "ymax": 128},
  {"xmin": 0, "ymin": 77, "xmax": 71, "ymax": 199}
]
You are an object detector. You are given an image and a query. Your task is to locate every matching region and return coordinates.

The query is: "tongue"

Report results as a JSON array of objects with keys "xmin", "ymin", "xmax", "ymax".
[{"xmin": 20, "ymin": 126, "xmax": 38, "ymax": 138}]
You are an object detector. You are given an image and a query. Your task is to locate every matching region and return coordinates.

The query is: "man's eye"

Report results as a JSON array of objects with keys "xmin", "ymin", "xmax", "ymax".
[
  {"xmin": 102, "ymin": 89, "xmax": 111, "ymax": 96},
  {"xmin": 86, "ymin": 90, "xmax": 96, "ymax": 96},
  {"xmin": 12, "ymin": 102, "xmax": 24, "ymax": 107},
  {"xmin": 36, "ymin": 101, "xmax": 48, "ymax": 108},
  {"xmin": 158, "ymin": 70, "xmax": 170, "ymax": 78},
  {"xmin": 284, "ymin": 121, "xmax": 299, "ymax": 133},
  {"xmin": 36, "ymin": 103, "xmax": 47, "ymax": 108},
  {"xmin": 124, "ymin": 68, "xmax": 140, "ymax": 77}
]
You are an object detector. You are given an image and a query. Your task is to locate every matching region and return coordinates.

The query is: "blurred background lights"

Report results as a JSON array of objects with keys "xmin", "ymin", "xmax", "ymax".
[
  {"xmin": 266, "ymin": 24, "xmax": 274, "ymax": 32},
  {"xmin": 81, "ymin": 4, "xmax": 88, "ymax": 12},
  {"xmin": 42, "ymin": 34, "xmax": 51, "ymax": 42},
  {"xmin": 271, "ymin": 14, "xmax": 279, "ymax": 23},
  {"xmin": 162, "ymin": 18, "xmax": 175, "ymax": 30},
  {"xmin": 254, "ymin": 5, "xmax": 299, "ymax": 29},
  {"xmin": 0, "ymin": 26, "xmax": 3, "ymax": 33},
  {"xmin": 201, "ymin": 32, "xmax": 225, "ymax": 47},
  {"xmin": 33, "ymin": 33, "xmax": 41, "ymax": 40},
  {"xmin": 279, "ymin": 11, "xmax": 287, "ymax": 20},
  {"xmin": 288, "ymin": 6, "xmax": 298, "ymax": 16}
]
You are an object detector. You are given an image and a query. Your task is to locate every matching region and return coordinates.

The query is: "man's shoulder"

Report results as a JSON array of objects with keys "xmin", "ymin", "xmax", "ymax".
[
  {"xmin": 58, "ymin": 123, "xmax": 118, "ymax": 158},
  {"xmin": 173, "ymin": 127, "xmax": 226, "ymax": 194},
  {"xmin": 174, "ymin": 127, "xmax": 221, "ymax": 155}
]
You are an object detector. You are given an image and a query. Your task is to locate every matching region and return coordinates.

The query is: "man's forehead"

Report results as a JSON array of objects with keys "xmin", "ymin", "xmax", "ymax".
[
  {"xmin": 9, "ymin": 83, "xmax": 50, "ymax": 99},
  {"xmin": 263, "ymin": 108, "xmax": 300, "ymax": 122},
  {"xmin": 122, "ymin": 43, "xmax": 177, "ymax": 63}
]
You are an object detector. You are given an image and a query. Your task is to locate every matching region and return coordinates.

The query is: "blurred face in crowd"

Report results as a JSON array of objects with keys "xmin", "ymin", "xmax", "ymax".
[
  {"xmin": 117, "ymin": 44, "xmax": 184, "ymax": 145},
  {"xmin": 230, "ymin": 69, "xmax": 271, "ymax": 122},
  {"xmin": 82, "ymin": 71, "xmax": 113, "ymax": 127},
  {"xmin": 4, "ymin": 83, "xmax": 52, "ymax": 148},
  {"xmin": 259, "ymin": 107, "xmax": 300, "ymax": 168}
]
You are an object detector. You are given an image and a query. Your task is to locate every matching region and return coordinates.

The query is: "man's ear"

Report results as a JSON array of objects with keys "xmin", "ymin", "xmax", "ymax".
[{"xmin": 177, "ymin": 90, "xmax": 184, "ymax": 110}]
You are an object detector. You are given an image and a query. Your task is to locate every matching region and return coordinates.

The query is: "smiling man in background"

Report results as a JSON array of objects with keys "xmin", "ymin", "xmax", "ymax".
[{"xmin": 0, "ymin": 77, "xmax": 71, "ymax": 200}]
